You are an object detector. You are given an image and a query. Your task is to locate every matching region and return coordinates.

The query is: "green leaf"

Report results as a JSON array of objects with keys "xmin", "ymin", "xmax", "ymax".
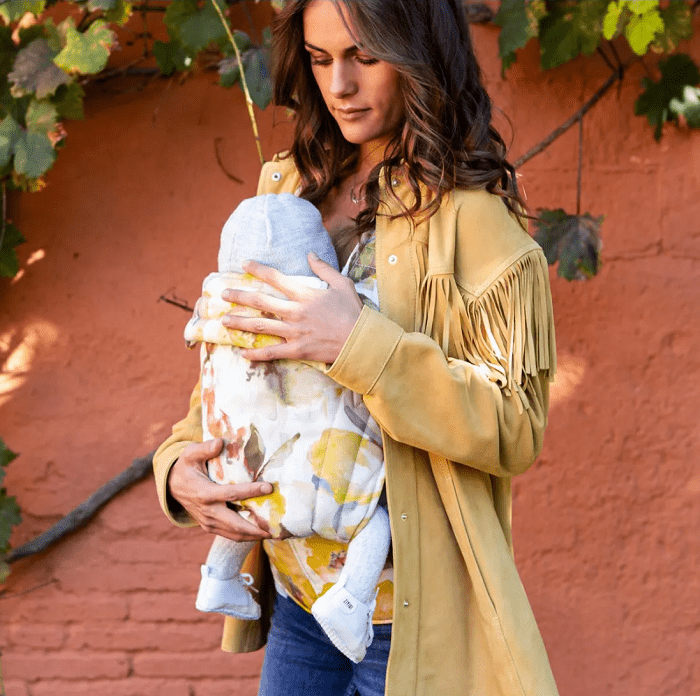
[
  {"xmin": 534, "ymin": 209, "xmax": 602, "ymax": 280},
  {"xmin": 54, "ymin": 19, "xmax": 114, "ymax": 75},
  {"xmin": 153, "ymin": 38, "xmax": 192, "ymax": 76},
  {"xmin": 8, "ymin": 37, "xmax": 70, "ymax": 98},
  {"xmin": 625, "ymin": 3, "xmax": 663, "ymax": 55},
  {"xmin": 635, "ymin": 53, "xmax": 700, "ymax": 139},
  {"xmin": 51, "ymin": 81, "xmax": 84, "ymax": 120},
  {"xmin": 0, "ymin": 439, "xmax": 18, "ymax": 469},
  {"xmin": 0, "ymin": 490, "xmax": 22, "ymax": 556},
  {"xmin": 0, "ymin": 1, "xmax": 46, "ymax": 25},
  {"xmin": 0, "ymin": 115, "xmax": 23, "ymax": 166},
  {"xmin": 25, "ymin": 97, "xmax": 57, "ymax": 134},
  {"xmin": 244, "ymin": 47, "xmax": 272, "ymax": 110},
  {"xmin": 669, "ymin": 85, "xmax": 700, "ymax": 128},
  {"xmin": 165, "ymin": 0, "xmax": 228, "ymax": 54},
  {"xmin": 539, "ymin": 1, "xmax": 607, "ymax": 70},
  {"xmin": 88, "ymin": 0, "xmax": 117, "ymax": 9},
  {"xmin": 493, "ymin": 0, "xmax": 545, "ymax": 72},
  {"xmin": 14, "ymin": 129, "xmax": 55, "ymax": 178},
  {"xmin": 0, "ymin": 221, "xmax": 25, "ymax": 277},
  {"xmin": 654, "ymin": 1, "xmax": 693, "ymax": 54},
  {"xmin": 220, "ymin": 43, "xmax": 272, "ymax": 109}
]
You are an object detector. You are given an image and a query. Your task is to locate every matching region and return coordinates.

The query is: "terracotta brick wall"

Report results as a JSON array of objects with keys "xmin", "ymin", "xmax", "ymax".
[{"xmin": 1, "ymin": 12, "xmax": 698, "ymax": 696}]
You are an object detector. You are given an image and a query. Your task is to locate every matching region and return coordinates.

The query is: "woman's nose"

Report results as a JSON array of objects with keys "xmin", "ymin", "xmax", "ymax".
[{"xmin": 329, "ymin": 61, "xmax": 356, "ymax": 98}]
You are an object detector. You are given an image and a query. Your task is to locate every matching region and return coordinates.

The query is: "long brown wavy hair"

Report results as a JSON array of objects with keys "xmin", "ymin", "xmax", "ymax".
[{"xmin": 272, "ymin": 0, "xmax": 525, "ymax": 233}]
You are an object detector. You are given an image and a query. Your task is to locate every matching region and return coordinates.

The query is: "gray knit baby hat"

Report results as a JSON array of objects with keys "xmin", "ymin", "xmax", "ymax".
[{"xmin": 217, "ymin": 193, "xmax": 338, "ymax": 275}]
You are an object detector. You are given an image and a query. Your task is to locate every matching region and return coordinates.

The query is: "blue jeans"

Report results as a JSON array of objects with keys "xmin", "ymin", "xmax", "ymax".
[{"xmin": 258, "ymin": 592, "xmax": 391, "ymax": 696}]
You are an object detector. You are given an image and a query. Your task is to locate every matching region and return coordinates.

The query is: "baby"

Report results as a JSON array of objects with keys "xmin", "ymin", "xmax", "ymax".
[{"xmin": 183, "ymin": 193, "xmax": 390, "ymax": 663}]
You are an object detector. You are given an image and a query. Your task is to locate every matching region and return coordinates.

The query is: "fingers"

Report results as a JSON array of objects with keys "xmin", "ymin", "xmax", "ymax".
[
  {"xmin": 222, "ymin": 312, "xmax": 291, "ymax": 339},
  {"xmin": 240, "ymin": 260, "xmax": 307, "ymax": 298},
  {"xmin": 199, "ymin": 508, "xmax": 272, "ymax": 542},
  {"xmin": 307, "ymin": 252, "xmax": 348, "ymax": 288},
  {"xmin": 222, "ymin": 287, "xmax": 293, "ymax": 316}
]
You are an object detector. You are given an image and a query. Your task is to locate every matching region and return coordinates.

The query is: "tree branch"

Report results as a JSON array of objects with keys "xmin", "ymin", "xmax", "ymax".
[
  {"xmin": 5, "ymin": 453, "xmax": 154, "ymax": 564},
  {"xmin": 514, "ymin": 69, "xmax": 623, "ymax": 168}
]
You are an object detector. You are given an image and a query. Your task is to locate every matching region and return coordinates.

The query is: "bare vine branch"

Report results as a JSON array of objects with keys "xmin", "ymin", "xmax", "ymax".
[
  {"xmin": 515, "ymin": 68, "xmax": 623, "ymax": 168},
  {"xmin": 214, "ymin": 137, "xmax": 244, "ymax": 183},
  {"xmin": 4, "ymin": 453, "xmax": 154, "ymax": 564}
]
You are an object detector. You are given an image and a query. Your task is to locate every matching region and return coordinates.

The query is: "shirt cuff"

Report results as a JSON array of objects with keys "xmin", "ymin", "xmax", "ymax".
[{"xmin": 325, "ymin": 306, "xmax": 404, "ymax": 395}]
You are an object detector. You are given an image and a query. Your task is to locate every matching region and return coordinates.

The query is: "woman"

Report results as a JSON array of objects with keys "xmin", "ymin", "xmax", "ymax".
[{"xmin": 153, "ymin": 1, "xmax": 559, "ymax": 695}]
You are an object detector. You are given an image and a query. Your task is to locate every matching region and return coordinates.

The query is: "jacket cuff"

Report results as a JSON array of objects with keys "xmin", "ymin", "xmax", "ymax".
[
  {"xmin": 154, "ymin": 442, "xmax": 198, "ymax": 528},
  {"xmin": 326, "ymin": 306, "xmax": 404, "ymax": 395}
]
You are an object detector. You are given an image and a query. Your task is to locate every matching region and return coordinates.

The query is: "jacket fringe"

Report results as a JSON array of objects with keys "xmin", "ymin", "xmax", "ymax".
[{"xmin": 415, "ymin": 246, "xmax": 556, "ymax": 413}]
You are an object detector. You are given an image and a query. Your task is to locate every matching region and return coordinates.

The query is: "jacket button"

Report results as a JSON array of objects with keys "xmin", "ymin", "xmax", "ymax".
[
  {"xmin": 388, "ymin": 254, "xmax": 398, "ymax": 265},
  {"xmin": 271, "ymin": 172, "xmax": 282, "ymax": 181},
  {"xmin": 401, "ymin": 513, "xmax": 407, "ymax": 520},
  {"xmin": 403, "ymin": 600, "xmax": 409, "ymax": 607}
]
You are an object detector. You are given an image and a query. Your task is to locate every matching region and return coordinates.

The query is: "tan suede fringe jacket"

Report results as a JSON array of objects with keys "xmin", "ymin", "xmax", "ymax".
[{"xmin": 153, "ymin": 155, "xmax": 560, "ymax": 696}]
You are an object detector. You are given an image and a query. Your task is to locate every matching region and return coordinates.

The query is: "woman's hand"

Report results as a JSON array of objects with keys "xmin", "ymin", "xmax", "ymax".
[
  {"xmin": 168, "ymin": 438, "xmax": 273, "ymax": 542},
  {"xmin": 222, "ymin": 252, "xmax": 363, "ymax": 364}
]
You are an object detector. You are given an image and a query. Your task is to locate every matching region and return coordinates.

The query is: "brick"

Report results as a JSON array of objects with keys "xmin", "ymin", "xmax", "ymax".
[
  {"xmin": 56, "ymin": 561, "xmax": 197, "ymax": 593},
  {"xmin": 8, "ymin": 624, "xmax": 67, "ymax": 650},
  {"xmin": 31, "ymin": 678, "xmax": 191, "ymax": 696},
  {"xmin": 2, "ymin": 681, "xmax": 29, "ymax": 696},
  {"xmin": 2, "ymin": 651, "xmax": 129, "ymax": 681},
  {"xmin": 129, "ymin": 593, "xmax": 218, "ymax": 622},
  {"xmin": 105, "ymin": 539, "xmax": 179, "ymax": 563},
  {"xmin": 191, "ymin": 678, "xmax": 261, "ymax": 696},
  {"xmin": 0, "ymin": 594, "xmax": 127, "ymax": 624},
  {"xmin": 66, "ymin": 622, "xmax": 220, "ymax": 652},
  {"xmin": 133, "ymin": 650, "xmax": 264, "ymax": 679}
]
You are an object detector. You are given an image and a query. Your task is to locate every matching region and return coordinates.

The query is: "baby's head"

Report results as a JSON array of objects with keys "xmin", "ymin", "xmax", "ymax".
[{"xmin": 218, "ymin": 193, "xmax": 339, "ymax": 276}]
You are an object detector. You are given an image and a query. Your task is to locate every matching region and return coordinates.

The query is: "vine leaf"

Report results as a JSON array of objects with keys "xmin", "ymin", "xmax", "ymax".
[
  {"xmin": 165, "ymin": 0, "xmax": 228, "ymax": 54},
  {"xmin": 25, "ymin": 98, "xmax": 58, "ymax": 134},
  {"xmin": 8, "ymin": 38, "xmax": 70, "ymax": 99},
  {"xmin": 89, "ymin": 0, "xmax": 133, "ymax": 27},
  {"xmin": 153, "ymin": 37, "xmax": 192, "ymax": 76},
  {"xmin": 635, "ymin": 53, "xmax": 700, "ymax": 140},
  {"xmin": 0, "ymin": 115, "xmax": 23, "ymax": 167},
  {"xmin": 14, "ymin": 129, "xmax": 55, "ymax": 178},
  {"xmin": 670, "ymin": 85, "xmax": 700, "ymax": 129},
  {"xmin": 534, "ymin": 209, "xmax": 602, "ymax": 281},
  {"xmin": 539, "ymin": 0, "xmax": 607, "ymax": 70},
  {"xmin": 493, "ymin": 0, "xmax": 545, "ymax": 72},
  {"xmin": 54, "ymin": 19, "xmax": 115, "ymax": 75},
  {"xmin": 218, "ymin": 28, "xmax": 272, "ymax": 109},
  {"xmin": 0, "ymin": 439, "xmax": 22, "ymax": 582},
  {"xmin": 654, "ymin": 1, "xmax": 693, "ymax": 53},
  {"xmin": 603, "ymin": 0, "xmax": 664, "ymax": 55},
  {"xmin": 0, "ymin": 1, "xmax": 46, "ymax": 25},
  {"xmin": 0, "ymin": 220, "xmax": 25, "ymax": 277},
  {"xmin": 51, "ymin": 81, "xmax": 85, "ymax": 120}
]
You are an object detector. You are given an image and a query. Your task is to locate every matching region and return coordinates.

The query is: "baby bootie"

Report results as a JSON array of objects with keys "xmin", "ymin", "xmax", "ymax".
[
  {"xmin": 195, "ymin": 565, "xmax": 261, "ymax": 620},
  {"xmin": 311, "ymin": 573, "xmax": 376, "ymax": 663}
]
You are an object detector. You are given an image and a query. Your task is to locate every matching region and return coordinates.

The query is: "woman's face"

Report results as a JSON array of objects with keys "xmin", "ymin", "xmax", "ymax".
[{"xmin": 303, "ymin": 0, "xmax": 404, "ymax": 155}]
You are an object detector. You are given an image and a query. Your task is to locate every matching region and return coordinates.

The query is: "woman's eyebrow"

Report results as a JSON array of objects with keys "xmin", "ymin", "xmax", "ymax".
[{"xmin": 304, "ymin": 41, "xmax": 360, "ymax": 55}]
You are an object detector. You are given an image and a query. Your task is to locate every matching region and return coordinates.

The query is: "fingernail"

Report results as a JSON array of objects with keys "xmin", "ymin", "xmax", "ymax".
[
  {"xmin": 308, "ymin": 251, "xmax": 319, "ymax": 261},
  {"xmin": 261, "ymin": 483, "xmax": 273, "ymax": 494}
]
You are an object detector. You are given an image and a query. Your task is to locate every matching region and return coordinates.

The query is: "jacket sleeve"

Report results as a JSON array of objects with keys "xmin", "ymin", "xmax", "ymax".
[
  {"xmin": 326, "ymin": 186, "xmax": 556, "ymax": 482},
  {"xmin": 152, "ymin": 380, "xmax": 203, "ymax": 527},
  {"xmin": 326, "ymin": 306, "xmax": 550, "ymax": 477}
]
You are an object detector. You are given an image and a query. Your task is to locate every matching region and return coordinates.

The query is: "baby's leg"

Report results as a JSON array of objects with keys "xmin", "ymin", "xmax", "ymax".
[
  {"xmin": 311, "ymin": 505, "xmax": 391, "ymax": 663},
  {"xmin": 196, "ymin": 535, "xmax": 261, "ymax": 620}
]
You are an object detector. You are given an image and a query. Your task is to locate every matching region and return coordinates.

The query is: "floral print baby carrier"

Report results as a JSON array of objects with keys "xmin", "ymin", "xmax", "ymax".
[{"xmin": 184, "ymin": 270, "xmax": 384, "ymax": 543}]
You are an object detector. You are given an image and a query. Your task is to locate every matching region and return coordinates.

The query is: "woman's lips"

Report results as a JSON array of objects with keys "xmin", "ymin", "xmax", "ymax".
[{"xmin": 335, "ymin": 108, "xmax": 370, "ymax": 121}]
